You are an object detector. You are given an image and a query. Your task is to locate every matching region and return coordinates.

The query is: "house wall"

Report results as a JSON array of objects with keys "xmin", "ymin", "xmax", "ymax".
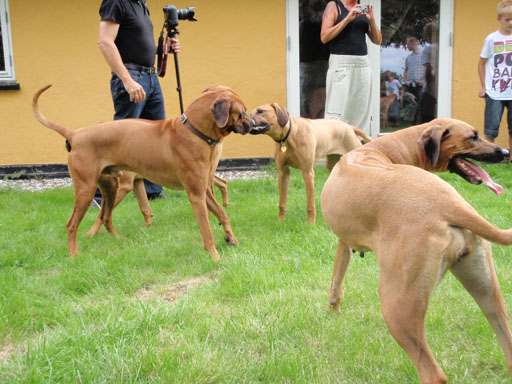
[
  {"xmin": 2, "ymin": 0, "xmax": 506, "ymax": 166},
  {"xmin": 452, "ymin": 0, "xmax": 508, "ymax": 148},
  {"xmin": 0, "ymin": 0, "xmax": 285, "ymax": 165}
]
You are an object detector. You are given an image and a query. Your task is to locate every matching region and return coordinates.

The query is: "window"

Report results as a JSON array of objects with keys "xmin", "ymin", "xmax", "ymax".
[{"xmin": 0, "ymin": 0, "xmax": 19, "ymax": 89}]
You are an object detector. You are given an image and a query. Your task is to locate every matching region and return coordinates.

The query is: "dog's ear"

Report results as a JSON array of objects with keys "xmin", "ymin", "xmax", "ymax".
[
  {"xmin": 271, "ymin": 103, "xmax": 290, "ymax": 128},
  {"xmin": 212, "ymin": 98, "xmax": 231, "ymax": 128},
  {"xmin": 418, "ymin": 125, "xmax": 451, "ymax": 168}
]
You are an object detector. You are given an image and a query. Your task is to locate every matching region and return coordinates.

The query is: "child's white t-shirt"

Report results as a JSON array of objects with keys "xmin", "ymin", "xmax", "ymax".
[
  {"xmin": 385, "ymin": 79, "xmax": 401, "ymax": 101},
  {"xmin": 481, "ymin": 30, "xmax": 512, "ymax": 100}
]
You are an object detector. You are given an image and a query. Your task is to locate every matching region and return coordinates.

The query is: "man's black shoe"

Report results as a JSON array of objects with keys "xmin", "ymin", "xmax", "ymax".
[{"xmin": 148, "ymin": 192, "xmax": 170, "ymax": 200}]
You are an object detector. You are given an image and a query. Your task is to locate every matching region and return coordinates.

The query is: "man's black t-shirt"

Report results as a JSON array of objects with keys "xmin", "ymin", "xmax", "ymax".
[{"xmin": 100, "ymin": 0, "xmax": 156, "ymax": 67}]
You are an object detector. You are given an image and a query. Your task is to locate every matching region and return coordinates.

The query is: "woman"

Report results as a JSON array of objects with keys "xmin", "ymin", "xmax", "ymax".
[{"xmin": 321, "ymin": 1, "xmax": 382, "ymax": 136}]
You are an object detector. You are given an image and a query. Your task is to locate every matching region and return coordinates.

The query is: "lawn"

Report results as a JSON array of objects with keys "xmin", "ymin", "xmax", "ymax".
[{"xmin": 1, "ymin": 163, "xmax": 512, "ymax": 383}]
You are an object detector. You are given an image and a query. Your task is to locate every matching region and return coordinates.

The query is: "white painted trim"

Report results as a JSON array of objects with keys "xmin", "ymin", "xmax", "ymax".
[
  {"xmin": 437, "ymin": 0, "xmax": 454, "ymax": 118},
  {"xmin": 0, "ymin": 0, "xmax": 15, "ymax": 81},
  {"xmin": 286, "ymin": 0, "xmax": 300, "ymax": 115}
]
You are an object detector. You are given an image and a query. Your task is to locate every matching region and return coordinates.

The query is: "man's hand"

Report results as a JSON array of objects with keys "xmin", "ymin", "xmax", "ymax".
[
  {"xmin": 166, "ymin": 37, "xmax": 180, "ymax": 53},
  {"xmin": 123, "ymin": 76, "xmax": 146, "ymax": 103}
]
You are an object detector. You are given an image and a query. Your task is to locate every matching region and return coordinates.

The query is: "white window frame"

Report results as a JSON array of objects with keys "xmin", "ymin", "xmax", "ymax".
[{"xmin": 0, "ymin": 0, "xmax": 16, "ymax": 83}]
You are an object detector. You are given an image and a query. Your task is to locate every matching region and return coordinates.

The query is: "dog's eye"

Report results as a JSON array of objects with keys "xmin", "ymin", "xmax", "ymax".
[
  {"xmin": 239, "ymin": 112, "xmax": 245, "ymax": 119},
  {"xmin": 472, "ymin": 133, "xmax": 479, "ymax": 141},
  {"xmin": 257, "ymin": 109, "xmax": 264, "ymax": 114}
]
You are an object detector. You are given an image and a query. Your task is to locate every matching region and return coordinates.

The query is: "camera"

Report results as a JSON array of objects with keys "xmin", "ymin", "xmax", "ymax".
[
  {"xmin": 163, "ymin": 5, "xmax": 197, "ymax": 29},
  {"xmin": 358, "ymin": 5, "xmax": 368, "ymax": 13}
]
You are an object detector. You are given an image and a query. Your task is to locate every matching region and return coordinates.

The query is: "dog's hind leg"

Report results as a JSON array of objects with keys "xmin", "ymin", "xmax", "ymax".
[
  {"xmin": 206, "ymin": 185, "xmax": 238, "ymax": 246},
  {"xmin": 86, "ymin": 175, "xmax": 120, "ymax": 238},
  {"xmin": 67, "ymin": 177, "xmax": 98, "ymax": 256},
  {"xmin": 450, "ymin": 238, "xmax": 512, "ymax": 376},
  {"xmin": 328, "ymin": 239, "xmax": 352, "ymax": 313},
  {"xmin": 131, "ymin": 177, "xmax": 152, "ymax": 227},
  {"xmin": 213, "ymin": 175, "xmax": 229, "ymax": 207},
  {"xmin": 377, "ymin": 241, "xmax": 448, "ymax": 384},
  {"xmin": 301, "ymin": 167, "xmax": 316, "ymax": 224}
]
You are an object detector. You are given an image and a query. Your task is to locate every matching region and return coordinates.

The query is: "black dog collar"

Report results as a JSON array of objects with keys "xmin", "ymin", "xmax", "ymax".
[
  {"xmin": 275, "ymin": 119, "xmax": 292, "ymax": 152},
  {"xmin": 181, "ymin": 113, "xmax": 219, "ymax": 146}
]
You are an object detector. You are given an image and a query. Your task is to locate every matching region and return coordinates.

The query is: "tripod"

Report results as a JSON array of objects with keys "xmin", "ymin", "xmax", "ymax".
[{"xmin": 157, "ymin": 26, "xmax": 185, "ymax": 114}]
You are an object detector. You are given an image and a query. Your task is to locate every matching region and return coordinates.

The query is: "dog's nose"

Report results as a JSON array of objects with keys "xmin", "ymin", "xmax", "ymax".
[{"xmin": 502, "ymin": 148, "xmax": 510, "ymax": 158}]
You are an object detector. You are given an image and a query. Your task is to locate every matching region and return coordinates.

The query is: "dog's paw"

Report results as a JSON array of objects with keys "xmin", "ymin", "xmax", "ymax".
[
  {"xmin": 327, "ymin": 299, "xmax": 342, "ymax": 315},
  {"xmin": 224, "ymin": 235, "xmax": 239, "ymax": 246}
]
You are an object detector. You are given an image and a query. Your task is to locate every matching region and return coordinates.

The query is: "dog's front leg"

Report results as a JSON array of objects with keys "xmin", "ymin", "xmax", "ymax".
[
  {"xmin": 187, "ymin": 190, "xmax": 220, "ymax": 262},
  {"xmin": 277, "ymin": 164, "xmax": 290, "ymax": 221},
  {"xmin": 302, "ymin": 167, "xmax": 316, "ymax": 224}
]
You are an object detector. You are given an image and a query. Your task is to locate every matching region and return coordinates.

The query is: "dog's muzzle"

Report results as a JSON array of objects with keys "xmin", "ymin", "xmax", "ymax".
[{"xmin": 249, "ymin": 122, "xmax": 270, "ymax": 135}]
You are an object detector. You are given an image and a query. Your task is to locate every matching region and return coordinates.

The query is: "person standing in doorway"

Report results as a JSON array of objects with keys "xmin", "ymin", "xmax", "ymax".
[
  {"xmin": 95, "ymin": 0, "xmax": 180, "ymax": 205},
  {"xmin": 320, "ymin": 0, "xmax": 382, "ymax": 137}
]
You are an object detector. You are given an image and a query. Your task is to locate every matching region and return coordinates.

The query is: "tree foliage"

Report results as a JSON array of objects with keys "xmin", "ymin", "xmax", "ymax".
[{"xmin": 381, "ymin": 0, "xmax": 439, "ymax": 47}]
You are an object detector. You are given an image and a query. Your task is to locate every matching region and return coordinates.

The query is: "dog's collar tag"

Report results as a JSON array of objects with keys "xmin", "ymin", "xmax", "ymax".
[
  {"xmin": 281, "ymin": 143, "xmax": 287, "ymax": 153},
  {"xmin": 180, "ymin": 114, "xmax": 188, "ymax": 124}
]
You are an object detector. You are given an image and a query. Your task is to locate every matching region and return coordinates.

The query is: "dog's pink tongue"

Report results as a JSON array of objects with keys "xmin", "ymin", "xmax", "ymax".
[{"xmin": 462, "ymin": 159, "xmax": 504, "ymax": 196}]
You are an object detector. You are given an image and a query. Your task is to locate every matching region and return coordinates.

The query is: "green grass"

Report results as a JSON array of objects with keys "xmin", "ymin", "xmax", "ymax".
[{"xmin": 1, "ymin": 163, "xmax": 512, "ymax": 383}]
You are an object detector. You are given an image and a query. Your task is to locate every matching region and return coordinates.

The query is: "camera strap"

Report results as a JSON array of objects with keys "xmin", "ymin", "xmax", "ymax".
[{"xmin": 157, "ymin": 31, "xmax": 168, "ymax": 77}]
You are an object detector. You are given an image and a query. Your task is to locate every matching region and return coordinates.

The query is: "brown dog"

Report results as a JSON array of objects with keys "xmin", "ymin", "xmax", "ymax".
[
  {"xmin": 321, "ymin": 118, "xmax": 512, "ymax": 383},
  {"xmin": 33, "ymin": 84, "xmax": 253, "ymax": 261},
  {"xmin": 250, "ymin": 103, "xmax": 371, "ymax": 224}
]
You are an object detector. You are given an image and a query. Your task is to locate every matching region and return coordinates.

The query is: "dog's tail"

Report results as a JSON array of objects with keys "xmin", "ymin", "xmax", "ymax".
[
  {"xmin": 32, "ymin": 85, "xmax": 74, "ymax": 141},
  {"xmin": 353, "ymin": 127, "xmax": 372, "ymax": 143},
  {"xmin": 447, "ymin": 203, "xmax": 512, "ymax": 247}
]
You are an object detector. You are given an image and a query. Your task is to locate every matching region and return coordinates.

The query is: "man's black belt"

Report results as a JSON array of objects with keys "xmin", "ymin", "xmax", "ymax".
[{"xmin": 124, "ymin": 63, "xmax": 156, "ymax": 74}]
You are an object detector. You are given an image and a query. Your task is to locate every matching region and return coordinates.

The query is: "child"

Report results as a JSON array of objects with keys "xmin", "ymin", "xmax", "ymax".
[
  {"xmin": 478, "ymin": 0, "xmax": 512, "ymax": 160},
  {"xmin": 384, "ymin": 71, "xmax": 402, "ymax": 127}
]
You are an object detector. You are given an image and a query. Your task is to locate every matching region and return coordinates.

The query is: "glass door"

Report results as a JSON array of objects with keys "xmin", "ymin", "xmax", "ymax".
[{"xmin": 380, "ymin": 0, "xmax": 441, "ymax": 132}]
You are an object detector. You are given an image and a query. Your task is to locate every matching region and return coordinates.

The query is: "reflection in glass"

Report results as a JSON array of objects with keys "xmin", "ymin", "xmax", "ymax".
[
  {"xmin": 380, "ymin": 0, "xmax": 440, "ymax": 132},
  {"xmin": 299, "ymin": 0, "xmax": 330, "ymax": 118}
]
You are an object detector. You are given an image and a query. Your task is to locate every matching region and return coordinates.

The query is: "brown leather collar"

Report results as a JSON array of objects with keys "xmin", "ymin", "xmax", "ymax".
[{"xmin": 181, "ymin": 114, "xmax": 219, "ymax": 146}]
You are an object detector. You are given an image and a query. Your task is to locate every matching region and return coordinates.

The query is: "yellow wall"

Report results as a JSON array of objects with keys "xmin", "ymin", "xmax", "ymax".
[
  {"xmin": 0, "ymin": 0, "xmax": 285, "ymax": 165},
  {"xmin": 4, "ymin": 1, "xmax": 504, "ymax": 166},
  {"xmin": 452, "ymin": 0, "xmax": 508, "ymax": 148}
]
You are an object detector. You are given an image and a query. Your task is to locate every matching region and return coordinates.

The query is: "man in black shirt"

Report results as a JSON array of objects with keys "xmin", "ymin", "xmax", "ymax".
[{"xmin": 97, "ymin": 0, "xmax": 180, "ymax": 202}]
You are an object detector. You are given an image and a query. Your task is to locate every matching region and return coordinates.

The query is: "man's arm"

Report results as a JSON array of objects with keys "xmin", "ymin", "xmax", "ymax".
[{"xmin": 98, "ymin": 20, "xmax": 146, "ymax": 103}]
